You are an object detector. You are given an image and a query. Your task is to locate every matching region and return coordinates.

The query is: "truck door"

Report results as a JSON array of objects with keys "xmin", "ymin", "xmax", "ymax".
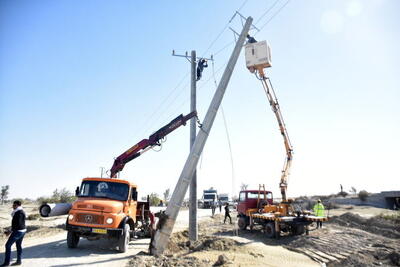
[{"xmin": 129, "ymin": 187, "xmax": 138, "ymax": 220}]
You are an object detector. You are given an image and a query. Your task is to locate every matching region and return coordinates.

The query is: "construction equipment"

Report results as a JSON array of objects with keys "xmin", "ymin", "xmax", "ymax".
[
  {"xmin": 65, "ymin": 178, "xmax": 154, "ymax": 252},
  {"xmin": 236, "ymin": 39, "xmax": 327, "ymax": 237},
  {"xmin": 56, "ymin": 113, "xmax": 195, "ymax": 252},
  {"xmin": 110, "ymin": 111, "xmax": 197, "ymax": 178}
]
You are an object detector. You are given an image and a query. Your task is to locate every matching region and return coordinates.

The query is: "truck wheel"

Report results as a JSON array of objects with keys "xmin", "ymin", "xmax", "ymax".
[
  {"xmin": 118, "ymin": 224, "xmax": 130, "ymax": 253},
  {"xmin": 67, "ymin": 230, "xmax": 79, "ymax": 248},
  {"xmin": 238, "ymin": 217, "xmax": 248, "ymax": 230},
  {"xmin": 294, "ymin": 224, "xmax": 305, "ymax": 235},
  {"xmin": 264, "ymin": 222, "xmax": 276, "ymax": 238}
]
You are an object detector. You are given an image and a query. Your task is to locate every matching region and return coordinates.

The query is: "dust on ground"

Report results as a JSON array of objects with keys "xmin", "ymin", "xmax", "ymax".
[
  {"xmin": 129, "ymin": 212, "xmax": 318, "ymax": 267},
  {"xmin": 0, "ymin": 203, "xmax": 66, "ymax": 242},
  {"xmin": 130, "ymin": 206, "xmax": 400, "ymax": 267}
]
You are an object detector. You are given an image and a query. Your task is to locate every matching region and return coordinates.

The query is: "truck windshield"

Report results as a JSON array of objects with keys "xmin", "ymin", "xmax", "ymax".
[
  {"xmin": 79, "ymin": 181, "xmax": 129, "ymax": 201},
  {"xmin": 220, "ymin": 197, "xmax": 228, "ymax": 201},
  {"xmin": 247, "ymin": 192, "xmax": 272, "ymax": 200},
  {"xmin": 204, "ymin": 195, "xmax": 215, "ymax": 200}
]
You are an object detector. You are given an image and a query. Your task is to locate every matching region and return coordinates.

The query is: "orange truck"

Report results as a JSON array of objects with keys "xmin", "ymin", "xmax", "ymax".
[
  {"xmin": 66, "ymin": 177, "xmax": 154, "ymax": 252},
  {"xmin": 65, "ymin": 112, "xmax": 196, "ymax": 252}
]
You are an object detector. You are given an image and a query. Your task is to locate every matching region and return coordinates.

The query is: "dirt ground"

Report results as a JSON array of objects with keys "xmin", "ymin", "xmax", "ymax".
[
  {"xmin": 129, "ymin": 206, "xmax": 400, "ymax": 267},
  {"xmin": 1, "ymin": 203, "xmax": 399, "ymax": 267},
  {"xmin": 0, "ymin": 203, "xmax": 66, "ymax": 243}
]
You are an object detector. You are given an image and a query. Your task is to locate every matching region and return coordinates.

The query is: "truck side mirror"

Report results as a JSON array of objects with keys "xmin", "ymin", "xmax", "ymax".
[
  {"xmin": 75, "ymin": 186, "xmax": 80, "ymax": 197},
  {"xmin": 131, "ymin": 188, "xmax": 138, "ymax": 201}
]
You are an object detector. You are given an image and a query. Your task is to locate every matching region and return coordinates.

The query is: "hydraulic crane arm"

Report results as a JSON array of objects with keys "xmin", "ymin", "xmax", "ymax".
[
  {"xmin": 110, "ymin": 111, "xmax": 197, "ymax": 178},
  {"xmin": 258, "ymin": 69, "xmax": 293, "ymax": 202}
]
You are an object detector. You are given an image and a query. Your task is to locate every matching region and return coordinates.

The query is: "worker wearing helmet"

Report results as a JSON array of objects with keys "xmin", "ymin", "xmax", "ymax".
[{"xmin": 313, "ymin": 199, "xmax": 325, "ymax": 228}]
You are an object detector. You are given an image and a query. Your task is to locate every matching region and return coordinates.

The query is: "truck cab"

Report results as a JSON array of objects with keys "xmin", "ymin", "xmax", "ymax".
[
  {"xmin": 202, "ymin": 189, "xmax": 218, "ymax": 208},
  {"xmin": 66, "ymin": 177, "xmax": 153, "ymax": 252},
  {"xmin": 237, "ymin": 190, "xmax": 273, "ymax": 215},
  {"xmin": 218, "ymin": 193, "xmax": 229, "ymax": 206}
]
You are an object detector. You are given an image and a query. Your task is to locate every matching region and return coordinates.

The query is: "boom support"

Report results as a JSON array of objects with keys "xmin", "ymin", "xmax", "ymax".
[
  {"xmin": 258, "ymin": 69, "xmax": 293, "ymax": 202},
  {"xmin": 110, "ymin": 111, "xmax": 197, "ymax": 178}
]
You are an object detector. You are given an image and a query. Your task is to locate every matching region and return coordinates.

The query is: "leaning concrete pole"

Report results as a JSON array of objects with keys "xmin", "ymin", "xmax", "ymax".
[{"xmin": 150, "ymin": 16, "xmax": 253, "ymax": 256}]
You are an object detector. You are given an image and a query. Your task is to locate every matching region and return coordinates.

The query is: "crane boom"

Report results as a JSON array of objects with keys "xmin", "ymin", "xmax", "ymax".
[
  {"xmin": 259, "ymin": 69, "xmax": 293, "ymax": 202},
  {"xmin": 110, "ymin": 111, "xmax": 197, "ymax": 178}
]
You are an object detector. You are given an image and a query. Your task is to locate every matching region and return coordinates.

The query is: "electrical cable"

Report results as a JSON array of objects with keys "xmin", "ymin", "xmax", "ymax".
[
  {"xmin": 201, "ymin": 0, "xmax": 248, "ymax": 58},
  {"xmin": 139, "ymin": 0, "xmax": 250, "ymax": 139},
  {"xmin": 211, "ymin": 57, "xmax": 237, "ymax": 199},
  {"xmin": 255, "ymin": 0, "xmax": 291, "ymax": 35},
  {"xmin": 254, "ymin": 0, "xmax": 281, "ymax": 25},
  {"xmin": 131, "ymin": 72, "xmax": 190, "ymax": 141}
]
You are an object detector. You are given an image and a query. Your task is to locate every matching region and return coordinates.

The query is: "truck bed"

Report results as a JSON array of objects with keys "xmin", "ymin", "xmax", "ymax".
[{"xmin": 250, "ymin": 212, "xmax": 328, "ymax": 222}]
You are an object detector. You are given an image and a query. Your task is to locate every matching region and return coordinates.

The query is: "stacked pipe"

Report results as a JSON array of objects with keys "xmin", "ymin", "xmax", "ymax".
[{"xmin": 39, "ymin": 203, "xmax": 72, "ymax": 217}]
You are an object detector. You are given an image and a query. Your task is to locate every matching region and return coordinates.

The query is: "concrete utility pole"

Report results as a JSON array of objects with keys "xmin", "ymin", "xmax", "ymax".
[
  {"xmin": 171, "ymin": 50, "xmax": 212, "ymax": 243},
  {"xmin": 189, "ymin": 50, "xmax": 197, "ymax": 243},
  {"xmin": 151, "ymin": 16, "xmax": 253, "ymax": 256}
]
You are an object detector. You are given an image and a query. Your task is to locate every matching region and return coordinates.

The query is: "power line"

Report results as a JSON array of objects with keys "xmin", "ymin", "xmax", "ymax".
[
  {"xmin": 201, "ymin": 0, "xmax": 249, "ymax": 58},
  {"xmin": 130, "ymin": 2, "xmax": 253, "ymax": 144},
  {"xmin": 237, "ymin": 0, "xmax": 249, "ymax": 12},
  {"xmin": 132, "ymin": 74, "xmax": 190, "ymax": 141},
  {"xmin": 256, "ymin": 0, "xmax": 291, "ymax": 34},
  {"xmin": 254, "ymin": 0, "xmax": 281, "ymax": 25}
]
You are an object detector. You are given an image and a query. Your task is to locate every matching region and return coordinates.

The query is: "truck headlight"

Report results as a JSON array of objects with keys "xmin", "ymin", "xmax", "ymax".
[
  {"xmin": 68, "ymin": 214, "xmax": 74, "ymax": 221},
  {"xmin": 106, "ymin": 218, "xmax": 113, "ymax": 224}
]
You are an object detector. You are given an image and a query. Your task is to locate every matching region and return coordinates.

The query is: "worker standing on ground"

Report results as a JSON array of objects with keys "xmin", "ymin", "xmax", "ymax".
[
  {"xmin": 224, "ymin": 203, "xmax": 232, "ymax": 224},
  {"xmin": 313, "ymin": 199, "xmax": 325, "ymax": 229},
  {"xmin": 1, "ymin": 200, "xmax": 26, "ymax": 266},
  {"xmin": 219, "ymin": 201, "xmax": 222, "ymax": 213},
  {"xmin": 211, "ymin": 201, "xmax": 216, "ymax": 217}
]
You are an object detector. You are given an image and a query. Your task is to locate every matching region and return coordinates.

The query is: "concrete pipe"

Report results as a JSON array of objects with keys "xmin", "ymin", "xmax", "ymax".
[{"xmin": 39, "ymin": 203, "xmax": 72, "ymax": 217}]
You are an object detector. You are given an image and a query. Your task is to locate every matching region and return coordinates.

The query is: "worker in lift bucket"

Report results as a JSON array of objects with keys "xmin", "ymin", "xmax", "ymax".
[
  {"xmin": 313, "ymin": 199, "xmax": 325, "ymax": 229},
  {"xmin": 246, "ymin": 34, "xmax": 257, "ymax": 44}
]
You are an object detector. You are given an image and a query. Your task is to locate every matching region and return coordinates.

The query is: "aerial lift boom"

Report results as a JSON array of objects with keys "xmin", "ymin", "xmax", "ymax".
[
  {"xmin": 110, "ymin": 111, "xmax": 197, "ymax": 178},
  {"xmin": 258, "ymin": 68, "xmax": 293, "ymax": 202}
]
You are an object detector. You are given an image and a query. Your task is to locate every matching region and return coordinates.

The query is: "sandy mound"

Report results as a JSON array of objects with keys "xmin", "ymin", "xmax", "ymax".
[
  {"xmin": 329, "ymin": 212, "xmax": 400, "ymax": 239},
  {"xmin": 167, "ymin": 230, "xmax": 241, "ymax": 254},
  {"xmin": 328, "ymin": 250, "xmax": 400, "ymax": 267},
  {"xmin": 129, "ymin": 254, "xmax": 211, "ymax": 267}
]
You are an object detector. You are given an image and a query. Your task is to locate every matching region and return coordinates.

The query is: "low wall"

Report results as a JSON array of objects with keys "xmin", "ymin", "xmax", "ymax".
[{"xmin": 331, "ymin": 191, "xmax": 400, "ymax": 209}]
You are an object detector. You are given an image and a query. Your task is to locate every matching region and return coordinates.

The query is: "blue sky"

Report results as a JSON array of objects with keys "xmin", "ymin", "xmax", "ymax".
[{"xmin": 1, "ymin": 0, "xmax": 399, "ymax": 200}]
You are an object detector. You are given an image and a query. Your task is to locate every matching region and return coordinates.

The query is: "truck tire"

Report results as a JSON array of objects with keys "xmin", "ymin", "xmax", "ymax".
[
  {"xmin": 264, "ymin": 222, "xmax": 276, "ymax": 238},
  {"xmin": 238, "ymin": 216, "xmax": 248, "ymax": 230},
  {"xmin": 294, "ymin": 224, "xmax": 305, "ymax": 235},
  {"xmin": 67, "ymin": 230, "xmax": 79, "ymax": 248},
  {"xmin": 118, "ymin": 224, "xmax": 130, "ymax": 253}
]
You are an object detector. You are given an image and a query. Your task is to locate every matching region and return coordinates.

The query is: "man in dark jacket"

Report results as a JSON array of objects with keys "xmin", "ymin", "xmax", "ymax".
[
  {"xmin": 1, "ymin": 200, "xmax": 26, "ymax": 266},
  {"xmin": 224, "ymin": 203, "xmax": 232, "ymax": 224}
]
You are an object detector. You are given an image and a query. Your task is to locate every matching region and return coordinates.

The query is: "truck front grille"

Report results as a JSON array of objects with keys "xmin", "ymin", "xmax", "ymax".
[
  {"xmin": 76, "ymin": 213, "xmax": 104, "ymax": 224},
  {"xmin": 76, "ymin": 204, "xmax": 105, "ymax": 211}
]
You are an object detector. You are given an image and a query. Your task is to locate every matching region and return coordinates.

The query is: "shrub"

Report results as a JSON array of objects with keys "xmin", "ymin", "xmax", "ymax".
[
  {"xmin": 378, "ymin": 212, "xmax": 400, "ymax": 224},
  {"xmin": 358, "ymin": 190, "xmax": 369, "ymax": 201},
  {"xmin": 149, "ymin": 193, "xmax": 161, "ymax": 206},
  {"xmin": 36, "ymin": 188, "xmax": 76, "ymax": 204},
  {"xmin": 337, "ymin": 191, "xmax": 348, "ymax": 197}
]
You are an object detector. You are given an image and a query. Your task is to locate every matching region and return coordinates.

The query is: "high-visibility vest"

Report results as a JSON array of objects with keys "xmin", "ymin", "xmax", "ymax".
[{"xmin": 313, "ymin": 203, "xmax": 325, "ymax": 217}]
